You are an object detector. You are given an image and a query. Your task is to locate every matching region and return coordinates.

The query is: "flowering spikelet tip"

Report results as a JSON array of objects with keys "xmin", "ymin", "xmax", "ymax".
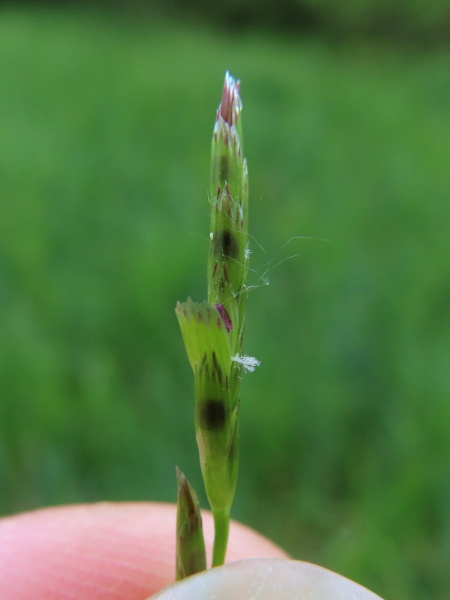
[{"xmin": 217, "ymin": 71, "xmax": 242, "ymax": 126}]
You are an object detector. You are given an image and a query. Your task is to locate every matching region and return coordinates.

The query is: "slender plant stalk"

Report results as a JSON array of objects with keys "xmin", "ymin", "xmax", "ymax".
[
  {"xmin": 176, "ymin": 72, "xmax": 258, "ymax": 573},
  {"xmin": 211, "ymin": 509, "xmax": 230, "ymax": 567}
]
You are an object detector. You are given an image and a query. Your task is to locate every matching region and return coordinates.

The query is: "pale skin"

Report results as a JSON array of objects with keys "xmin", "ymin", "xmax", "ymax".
[{"xmin": 0, "ymin": 502, "xmax": 383, "ymax": 599}]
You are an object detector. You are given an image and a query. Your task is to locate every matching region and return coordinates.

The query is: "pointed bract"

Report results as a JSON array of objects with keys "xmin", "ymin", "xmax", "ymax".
[{"xmin": 176, "ymin": 468, "xmax": 207, "ymax": 580}]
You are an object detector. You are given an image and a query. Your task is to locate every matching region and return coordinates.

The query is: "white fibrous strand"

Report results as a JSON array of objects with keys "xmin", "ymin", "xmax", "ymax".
[{"xmin": 232, "ymin": 354, "xmax": 261, "ymax": 373}]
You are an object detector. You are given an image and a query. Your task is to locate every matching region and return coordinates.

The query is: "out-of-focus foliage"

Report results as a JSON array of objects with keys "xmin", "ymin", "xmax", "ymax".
[
  {"xmin": 1, "ymin": 7, "xmax": 449, "ymax": 600},
  {"xmin": 300, "ymin": 0, "xmax": 450, "ymax": 42},
  {"xmin": 19, "ymin": 0, "xmax": 450, "ymax": 43}
]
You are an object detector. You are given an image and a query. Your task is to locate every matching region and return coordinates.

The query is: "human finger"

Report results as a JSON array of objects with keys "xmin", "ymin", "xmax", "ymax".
[
  {"xmin": 151, "ymin": 558, "xmax": 384, "ymax": 600},
  {"xmin": 0, "ymin": 502, "xmax": 288, "ymax": 600}
]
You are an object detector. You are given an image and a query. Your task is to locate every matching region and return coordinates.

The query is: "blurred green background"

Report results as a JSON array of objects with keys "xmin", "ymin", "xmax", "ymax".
[{"xmin": 1, "ymin": 3, "xmax": 450, "ymax": 599}]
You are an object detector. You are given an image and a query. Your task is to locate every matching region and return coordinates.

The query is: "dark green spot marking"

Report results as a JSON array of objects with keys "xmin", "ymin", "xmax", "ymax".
[
  {"xmin": 215, "ymin": 230, "xmax": 237, "ymax": 259},
  {"xmin": 199, "ymin": 399, "xmax": 227, "ymax": 431}
]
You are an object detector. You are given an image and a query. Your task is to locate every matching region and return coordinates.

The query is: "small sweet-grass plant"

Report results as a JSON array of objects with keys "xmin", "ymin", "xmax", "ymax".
[{"xmin": 175, "ymin": 72, "xmax": 259, "ymax": 578}]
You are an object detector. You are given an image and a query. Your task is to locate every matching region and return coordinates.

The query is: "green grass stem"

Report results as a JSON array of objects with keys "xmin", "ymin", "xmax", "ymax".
[{"xmin": 212, "ymin": 509, "xmax": 231, "ymax": 567}]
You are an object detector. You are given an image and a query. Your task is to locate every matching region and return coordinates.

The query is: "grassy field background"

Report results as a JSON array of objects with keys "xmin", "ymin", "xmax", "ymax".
[{"xmin": 1, "ymin": 7, "xmax": 449, "ymax": 599}]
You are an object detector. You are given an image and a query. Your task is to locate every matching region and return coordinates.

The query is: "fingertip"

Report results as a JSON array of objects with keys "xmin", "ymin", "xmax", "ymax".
[
  {"xmin": 0, "ymin": 503, "xmax": 176, "ymax": 599},
  {"xmin": 151, "ymin": 558, "xmax": 385, "ymax": 600},
  {"xmin": 0, "ymin": 502, "xmax": 288, "ymax": 600}
]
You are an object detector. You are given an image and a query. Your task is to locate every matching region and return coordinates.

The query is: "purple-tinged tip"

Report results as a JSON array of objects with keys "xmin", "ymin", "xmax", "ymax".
[
  {"xmin": 215, "ymin": 303, "xmax": 233, "ymax": 332},
  {"xmin": 217, "ymin": 71, "xmax": 242, "ymax": 126}
]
